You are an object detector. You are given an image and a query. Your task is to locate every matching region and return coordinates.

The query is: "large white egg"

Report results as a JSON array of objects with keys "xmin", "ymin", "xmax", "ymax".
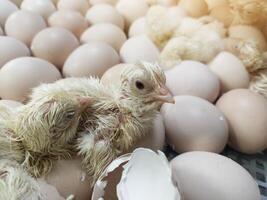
[
  {"xmin": 0, "ymin": 36, "xmax": 30, "ymax": 68},
  {"xmin": 209, "ymin": 52, "xmax": 250, "ymax": 93},
  {"xmin": 0, "ymin": 0, "xmax": 18, "ymax": 27},
  {"xmin": 57, "ymin": 0, "xmax": 89, "ymax": 16},
  {"xmin": 161, "ymin": 96, "xmax": 228, "ymax": 153},
  {"xmin": 216, "ymin": 89, "xmax": 267, "ymax": 154},
  {"xmin": 89, "ymin": 0, "xmax": 117, "ymax": 5},
  {"xmin": 5, "ymin": 10, "xmax": 46, "ymax": 47},
  {"xmin": 48, "ymin": 10, "xmax": 88, "ymax": 38},
  {"xmin": 171, "ymin": 152, "xmax": 261, "ymax": 200},
  {"xmin": 31, "ymin": 27, "xmax": 79, "ymax": 69},
  {"xmin": 85, "ymin": 4, "xmax": 124, "ymax": 30},
  {"xmin": 120, "ymin": 35, "xmax": 160, "ymax": 63},
  {"xmin": 21, "ymin": 0, "xmax": 56, "ymax": 20},
  {"xmin": 101, "ymin": 63, "xmax": 127, "ymax": 86},
  {"xmin": 81, "ymin": 23, "xmax": 127, "ymax": 52},
  {"xmin": 166, "ymin": 61, "xmax": 220, "ymax": 102},
  {"xmin": 63, "ymin": 42, "xmax": 120, "ymax": 78},
  {"xmin": 128, "ymin": 17, "xmax": 146, "ymax": 38},
  {"xmin": 116, "ymin": 0, "xmax": 148, "ymax": 29},
  {"xmin": 0, "ymin": 57, "xmax": 61, "ymax": 101}
]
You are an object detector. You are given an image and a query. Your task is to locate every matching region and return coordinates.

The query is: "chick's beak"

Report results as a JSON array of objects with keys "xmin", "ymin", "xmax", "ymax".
[{"xmin": 155, "ymin": 85, "xmax": 175, "ymax": 104}]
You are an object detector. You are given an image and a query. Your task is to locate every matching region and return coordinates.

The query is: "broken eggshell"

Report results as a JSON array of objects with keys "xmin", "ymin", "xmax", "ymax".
[{"xmin": 92, "ymin": 148, "xmax": 180, "ymax": 200}]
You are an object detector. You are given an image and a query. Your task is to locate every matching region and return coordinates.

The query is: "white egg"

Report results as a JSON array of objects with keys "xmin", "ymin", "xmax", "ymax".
[
  {"xmin": 31, "ymin": 27, "xmax": 79, "ymax": 69},
  {"xmin": 0, "ymin": 0, "xmax": 18, "ymax": 27},
  {"xmin": 128, "ymin": 17, "xmax": 146, "ymax": 38},
  {"xmin": 89, "ymin": 0, "xmax": 117, "ymax": 5},
  {"xmin": 120, "ymin": 35, "xmax": 160, "ymax": 63},
  {"xmin": 63, "ymin": 42, "xmax": 120, "ymax": 78},
  {"xmin": 0, "ymin": 57, "xmax": 61, "ymax": 101},
  {"xmin": 85, "ymin": 4, "xmax": 124, "ymax": 30},
  {"xmin": 57, "ymin": 0, "xmax": 90, "ymax": 16},
  {"xmin": 80, "ymin": 23, "xmax": 127, "ymax": 52},
  {"xmin": 0, "ymin": 36, "xmax": 30, "ymax": 68},
  {"xmin": 5, "ymin": 10, "xmax": 47, "ymax": 47},
  {"xmin": 21, "ymin": 0, "xmax": 56, "ymax": 20}
]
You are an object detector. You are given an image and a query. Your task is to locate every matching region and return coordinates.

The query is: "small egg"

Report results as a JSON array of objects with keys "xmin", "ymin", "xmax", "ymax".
[
  {"xmin": 116, "ymin": 0, "xmax": 149, "ymax": 29},
  {"xmin": 89, "ymin": 0, "xmax": 117, "ymax": 5},
  {"xmin": 63, "ymin": 42, "xmax": 120, "ymax": 78},
  {"xmin": 210, "ymin": 5, "xmax": 233, "ymax": 27},
  {"xmin": 0, "ymin": 26, "xmax": 3, "ymax": 35},
  {"xmin": 9, "ymin": 0, "xmax": 23, "ymax": 7},
  {"xmin": 85, "ymin": 4, "xmax": 124, "ymax": 30},
  {"xmin": 179, "ymin": 0, "xmax": 208, "ymax": 18},
  {"xmin": 128, "ymin": 17, "xmax": 146, "ymax": 38},
  {"xmin": 120, "ymin": 35, "xmax": 160, "ymax": 63},
  {"xmin": 0, "ymin": 57, "xmax": 61, "ymax": 101},
  {"xmin": 204, "ymin": 0, "xmax": 228, "ymax": 10},
  {"xmin": 21, "ymin": 0, "xmax": 56, "ymax": 20},
  {"xmin": 0, "ymin": 36, "xmax": 30, "ymax": 68},
  {"xmin": 209, "ymin": 52, "xmax": 250, "ymax": 93},
  {"xmin": 101, "ymin": 63, "xmax": 127, "ymax": 86},
  {"xmin": 31, "ymin": 27, "xmax": 79, "ymax": 69},
  {"xmin": 44, "ymin": 158, "xmax": 92, "ymax": 200},
  {"xmin": 81, "ymin": 23, "xmax": 127, "ymax": 52},
  {"xmin": 166, "ymin": 61, "xmax": 220, "ymax": 102},
  {"xmin": 228, "ymin": 25, "xmax": 267, "ymax": 52},
  {"xmin": 57, "ymin": 0, "xmax": 90, "ymax": 16},
  {"xmin": 0, "ymin": 100, "xmax": 23, "ymax": 108},
  {"xmin": 161, "ymin": 96, "xmax": 228, "ymax": 153},
  {"xmin": 48, "ymin": 10, "xmax": 88, "ymax": 38},
  {"xmin": 171, "ymin": 152, "xmax": 261, "ymax": 200},
  {"xmin": 216, "ymin": 89, "xmax": 267, "ymax": 154},
  {"xmin": 5, "ymin": 10, "xmax": 47, "ymax": 47},
  {"xmin": 0, "ymin": 0, "xmax": 18, "ymax": 27}
]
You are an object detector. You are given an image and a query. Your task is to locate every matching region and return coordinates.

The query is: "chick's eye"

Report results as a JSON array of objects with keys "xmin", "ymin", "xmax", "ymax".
[
  {"xmin": 65, "ymin": 111, "xmax": 76, "ymax": 120},
  {"xmin": 135, "ymin": 81, "xmax": 145, "ymax": 90}
]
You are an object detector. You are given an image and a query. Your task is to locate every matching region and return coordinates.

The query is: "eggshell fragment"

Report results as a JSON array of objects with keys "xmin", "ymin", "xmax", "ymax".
[
  {"xmin": 0, "ymin": 36, "xmax": 30, "ymax": 68},
  {"xmin": 128, "ymin": 17, "xmax": 146, "ymax": 38},
  {"xmin": 48, "ymin": 10, "xmax": 88, "ymax": 38},
  {"xmin": 0, "ymin": 100, "xmax": 23, "ymax": 108},
  {"xmin": 210, "ymin": 5, "xmax": 233, "ymax": 27},
  {"xmin": 161, "ymin": 96, "xmax": 228, "ymax": 153},
  {"xmin": 57, "ymin": 0, "xmax": 89, "ymax": 16},
  {"xmin": 116, "ymin": 0, "xmax": 149, "ymax": 29},
  {"xmin": 31, "ymin": 27, "xmax": 79, "ymax": 69},
  {"xmin": 86, "ymin": 4, "xmax": 124, "ymax": 30},
  {"xmin": 171, "ymin": 151, "xmax": 261, "ymax": 200},
  {"xmin": 179, "ymin": 0, "xmax": 208, "ymax": 18},
  {"xmin": 89, "ymin": 0, "xmax": 117, "ymax": 5},
  {"xmin": 166, "ymin": 61, "xmax": 220, "ymax": 102},
  {"xmin": 81, "ymin": 23, "xmax": 127, "ymax": 52},
  {"xmin": 120, "ymin": 35, "xmax": 160, "ymax": 63},
  {"xmin": 101, "ymin": 63, "xmax": 127, "ymax": 86},
  {"xmin": 63, "ymin": 42, "xmax": 120, "ymax": 78},
  {"xmin": 0, "ymin": 0, "xmax": 18, "ymax": 27},
  {"xmin": 0, "ymin": 57, "xmax": 61, "ymax": 101},
  {"xmin": 21, "ymin": 0, "xmax": 56, "ymax": 20},
  {"xmin": 5, "ymin": 10, "xmax": 46, "ymax": 47},
  {"xmin": 209, "ymin": 52, "xmax": 250, "ymax": 93},
  {"xmin": 216, "ymin": 89, "xmax": 267, "ymax": 154}
]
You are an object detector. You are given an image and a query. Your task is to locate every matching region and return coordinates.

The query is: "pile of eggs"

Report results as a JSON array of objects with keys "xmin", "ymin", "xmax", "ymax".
[{"xmin": 0, "ymin": 0, "xmax": 266, "ymax": 199}]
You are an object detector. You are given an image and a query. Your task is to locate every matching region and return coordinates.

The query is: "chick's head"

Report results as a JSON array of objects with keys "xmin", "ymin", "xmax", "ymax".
[{"xmin": 120, "ymin": 62, "xmax": 174, "ymax": 109}]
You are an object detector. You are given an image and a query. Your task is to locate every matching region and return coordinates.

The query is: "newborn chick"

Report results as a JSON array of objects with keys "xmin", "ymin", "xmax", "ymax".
[{"xmin": 31, "ymin": 62, "xmax": 174, "ymax": 185}]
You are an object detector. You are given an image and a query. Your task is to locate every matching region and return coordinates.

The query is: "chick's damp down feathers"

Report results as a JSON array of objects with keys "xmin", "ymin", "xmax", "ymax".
[{"xmin": 31, "ymin": 62, "xmax": 173, "ymax": 185}]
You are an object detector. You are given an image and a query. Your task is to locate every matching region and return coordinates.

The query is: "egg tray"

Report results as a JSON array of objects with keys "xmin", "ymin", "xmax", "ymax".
[{"xmin": 165, "ymin": 146, "xmax": 267, "ymax": 200}]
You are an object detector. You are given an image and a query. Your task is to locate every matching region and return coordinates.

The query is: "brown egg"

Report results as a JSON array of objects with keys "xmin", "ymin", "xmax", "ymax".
[
  {"xmin": 0, "ymin": 0, "xmax": 18, "ymax": 27},
  {"xmin": 63, "ymin": 42, "xmax": 120, "ymax": 78},
  {"xmin": 0, "ymin": 36, "xmax": 30, "ymax": 68},
  {"xmin": 116, "ymin": 0, "xmax": 149, "ymax": 29},
  {"xmin": 216, "ymin": 89, "xmax": 267, "ymax": 154},
  {"xmin": 228, "ymin": 25, "xmax": 267, "ymax": 52},
  {"xmin": 20, "ymin": 0, "xmax": 56, "ymax": 20},
  {"xmin": 0, "ymin": 99, "xmax": 23, "ymax": 108},
  {"xmin": 120, "ymin": 35, "xmax": 160, "ymax": 63},
  {"xmin": 101, "ymin": 63, "xmax": 127, "ymax": 86},
  {"xmin": 128, "ymin": 17, "xmax": 146, "ymax": 38},
  {"xmin": 171, "ymin": 152, "xmax": 261, "ymax": 200},
  {"xmin": 161, "ymin": 96, "xmax": 228, "ymax": 153},
  {"xmin": 43, "ymin": 158, "xmax": 92, "ymax": 200},
  {"xmin": 81, "ymin": 23, "xmax": 127, "ymax": 52},
  {"xmin": 57, "ymin": 0, "xmax": 90, "ymax": 16},
  {"xmin": 85, "ymin": 4, "xmax": 124, "ymax": 30},
  {"xmin": 48, "ymin": 10, "xmax": 88, "ymax": 38},
  {"xmin": 0, "ymin": 57, "xmax": 61, "ymax": 101},
  {"xmin": 89, "ymin": 0, "xmax": 117, "ymax": 5},
  {"xmin": 210, "ymin": 5, "xmax": 233, "ymax": 27},
  {"xmin": 179, "ymin": 0, "xmax": 208, "ymax": 18},
  {"xmin": 31, "ymin": 27, "xmax": 79, "ymax": 69},
  {"xmin": 204, "ymin": 0, "xmax": 228, "ymax": 10},
  {"xmin": 5, "ymin": 10, "xmax": 47, "ymax": 47}
]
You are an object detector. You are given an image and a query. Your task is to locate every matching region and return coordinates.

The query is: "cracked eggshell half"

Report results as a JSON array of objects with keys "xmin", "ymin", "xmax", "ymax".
[{"xmin": 92, "ymin": 148, "xmax": 180, "ymax": 200}]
